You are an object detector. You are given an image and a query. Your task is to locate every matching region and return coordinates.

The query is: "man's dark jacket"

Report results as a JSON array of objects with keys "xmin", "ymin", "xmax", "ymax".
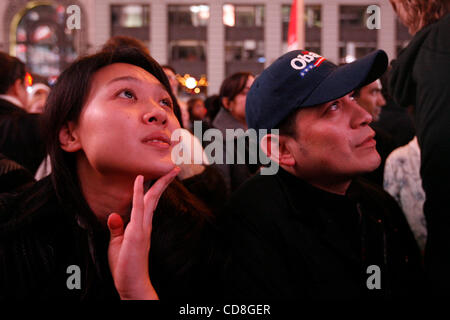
[
  {"xmin": 0, "ymin": 98, "xmax": 45, "ymax": 174},
  {"xmin": 389, "ymin": 13, "xmax": 450, "ymax": 295},
  {"xmin": 221, "ymin": 168, "xmax": 424, "ymax": 299}
]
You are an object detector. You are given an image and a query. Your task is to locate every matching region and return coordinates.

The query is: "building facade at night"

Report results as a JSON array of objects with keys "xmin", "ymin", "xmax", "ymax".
[{"xmin": 0, "ymin": 0, "xmax": 411, "ymax": 94}]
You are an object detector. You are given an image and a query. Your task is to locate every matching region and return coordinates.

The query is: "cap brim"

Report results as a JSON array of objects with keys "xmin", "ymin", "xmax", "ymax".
[{"xmin": 301, "ymin": 50, "xmax": 388, "ymax": 107}]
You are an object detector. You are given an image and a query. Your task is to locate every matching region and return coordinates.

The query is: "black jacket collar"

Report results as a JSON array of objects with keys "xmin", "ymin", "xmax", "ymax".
[{"xmin": 275, "ymin": 168, "xmax": 365, "ymax": 265}]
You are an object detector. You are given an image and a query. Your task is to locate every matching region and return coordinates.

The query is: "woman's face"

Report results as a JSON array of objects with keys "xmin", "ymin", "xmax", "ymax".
[
  {"xmin": 69, "ymin": 63, "xmax": 180, "ymax": 180},
  {"xmin": 228, "ymin": 76, "xmax": 254, "ymax": 125},
  {"xmin": 191, "ymin": 100, "xmax": 207, "ymax": 120}
]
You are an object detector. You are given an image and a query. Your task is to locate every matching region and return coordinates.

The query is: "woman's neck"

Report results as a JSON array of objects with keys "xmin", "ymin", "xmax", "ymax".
[{"xmin": 77, "ymin": 156, "xmax": 135, "ymax": 226}]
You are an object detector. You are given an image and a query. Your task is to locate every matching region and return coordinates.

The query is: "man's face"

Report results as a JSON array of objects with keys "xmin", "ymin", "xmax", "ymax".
[
  {"xmin": 285, "ymin": 93, "xmax": 381, "ymax": 183},
  {"xmin": 355, "ymin": 80, "xmax": 386, "ymax": 121}
]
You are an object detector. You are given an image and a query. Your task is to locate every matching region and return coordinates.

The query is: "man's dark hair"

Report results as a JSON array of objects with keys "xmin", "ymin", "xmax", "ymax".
[
  {"xmin": 0, "ymin": 52, "xmax": 26, "ymax": 94},
  {"xmin": 278, "ymin": 108, "xmax": 301, "ymax": 138}
]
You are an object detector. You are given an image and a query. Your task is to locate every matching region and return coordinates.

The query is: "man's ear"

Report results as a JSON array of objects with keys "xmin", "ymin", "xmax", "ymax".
[
  {"xmin": 59, "ymin": 122, "xmax": 82, "ymax": 152},
  {"xmin": 260, "ymin": 133, "xmax": 296, "ymax": 167}
]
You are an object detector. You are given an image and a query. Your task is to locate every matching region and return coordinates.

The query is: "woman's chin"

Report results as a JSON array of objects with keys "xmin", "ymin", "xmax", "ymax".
[{"xmin": 139, "ymin": 162, "xmax": 177, "ymax": 181}]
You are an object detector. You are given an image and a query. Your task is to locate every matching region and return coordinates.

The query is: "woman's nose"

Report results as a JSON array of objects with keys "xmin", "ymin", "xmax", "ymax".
[{"xmin": 142, "ymin": 103, "xmax": 168, "ymax": 126}]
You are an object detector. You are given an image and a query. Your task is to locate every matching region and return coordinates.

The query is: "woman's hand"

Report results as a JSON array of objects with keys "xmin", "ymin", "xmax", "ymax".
[{"xmin": 107, "ymin": 167, "xmax": 180, "ymax": 300}]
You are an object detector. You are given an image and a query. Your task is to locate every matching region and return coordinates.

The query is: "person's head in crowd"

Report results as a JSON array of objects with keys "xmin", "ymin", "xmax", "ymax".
[
  {"xmin": 27, "ymin": 83, "xmax": 50, "ymax": 114},
  {"xmin": 0, "ymin": 52, "xmax": 29, "ymax": 109},
  {"xmin": 204, "ymin": 94, "xmax": 221, "ymax": 122},
  {"xmin": 161, "ymin": 65, "xmax": 179, "ymax": 97},
  {"xmin": 389, "ymin": 0, "xmax": 450, "ymax": 35},
  {"xmin": 42, "ymin": 48, "xmax": 182, "ymax": 222},
  {"xmin": 246, "ymin": 49, "xmax": 388, "ymax": 194},
  {"xmin": 353, "ymin": 79, "xmax": 386, "ymax": 122},
  {"xmin": 101, "ymin": 35, "xmax": 150, "ymax": 55},
  {"xmin": 100, "ymin": 40, "xmax": 183, "ymax": 128},
  {"xmin": 187, "ymin": 97, "xmax": 207, "ymax": 122},
  {"xmin": 219, "ymin": 72, "xmax": 255, "ymax": 127}
]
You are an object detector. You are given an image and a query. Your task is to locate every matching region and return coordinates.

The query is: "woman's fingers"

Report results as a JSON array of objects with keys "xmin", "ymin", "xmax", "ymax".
[
  {"xmin": 130, "ymin": 175, "xmax": 145, "ymax": 227},
  {"xmin": 107, "ymin": 212, "xmax": 124, "ymax": 239},
  {"xmin": 143, "ymin": 167, "xmax": 180, "ymax": 228}
]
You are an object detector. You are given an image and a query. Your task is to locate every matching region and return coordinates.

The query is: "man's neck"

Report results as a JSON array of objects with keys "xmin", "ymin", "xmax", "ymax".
[{"xmin": 282, "ymin": 165, "xmax": 351, "ymax": 195}]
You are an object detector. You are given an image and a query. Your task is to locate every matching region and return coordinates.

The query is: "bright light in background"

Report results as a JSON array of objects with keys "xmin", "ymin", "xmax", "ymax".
[
  {"xmin": 194, "ymin": 88, "xmax": 200, "ymax": 94},
  {"xmin": 185, "ymin": 77, "xmax": 197, "ymax": 89},
  {"xmin": 223, "ymin": 4, "xmax": 235, "ymax": 27},
  {"xmin": 345, "ymin": 42, "xmax": 356, "ymax": 63},
  {"xmin": 345, "ymin": 55, "xmax": 356, "ymax": 63},
  {"xmin": 25, "ymin": 73, "xmax": 33, "ymax": 92},
  {"xmin": 33, "ymin": 25, "xmax": 52, "ymax": 42}
]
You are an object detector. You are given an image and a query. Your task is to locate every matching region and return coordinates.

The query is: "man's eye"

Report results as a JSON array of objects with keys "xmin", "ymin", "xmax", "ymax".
[
  {"xmin": 328, "ymin": 103, "xmax": 339, "ymax": 111},
  {"xmin": 118, "ymin": 89, "xmax": 135, "ymax": 100}
]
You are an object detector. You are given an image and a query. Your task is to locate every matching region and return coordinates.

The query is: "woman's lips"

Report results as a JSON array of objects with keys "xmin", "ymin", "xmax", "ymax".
[{"xmin": 141, "ymin": 134, "xmax": 171, "ymax": 149}]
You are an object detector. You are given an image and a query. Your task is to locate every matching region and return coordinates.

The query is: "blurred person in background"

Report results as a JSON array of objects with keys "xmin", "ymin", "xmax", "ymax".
[
  {"xmin": 0, "ymin": 52, "xmax": 45, "ymax": 174},
  {"xmin": 210, "ymin": 72, "xmax": 259, "ymax": 196},
  {"xmin": 389, "ymin": 0, "xmax": 450, "ymax": 296},
  {"xmin": 27, "ymin": 83, "xmax": 50, "ymax": 114},
  {"xmin": 353, "ymin": 78, "xmax": 395, "ymax": 186},
  {"xmin": 187, "ymin": 97, "xmax": 207, "ymax": 131},
  {"xmin": 375, "ymin": 67, "xmax": 415, "ymax": 148},
  {"xmin": 204, "ymin": 94, "xmax": 221, "ymax": 127},
  {"xmin": 384, "ymin": 136, "xmax": 426, "ymax": 255},
  {"xmin": 162, "ymin": 65, "xmax": 189, "ymax": 129}
]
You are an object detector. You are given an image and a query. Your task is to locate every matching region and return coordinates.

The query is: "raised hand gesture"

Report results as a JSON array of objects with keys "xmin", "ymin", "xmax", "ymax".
[{"xmin": 107, "ymin": 167, "xmax": 180, "ymax": 300}]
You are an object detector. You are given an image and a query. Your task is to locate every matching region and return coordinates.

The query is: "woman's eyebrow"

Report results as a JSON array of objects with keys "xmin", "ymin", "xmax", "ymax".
[
  {"xmin": 106, "ymin": 76, "xmax": 166, "ymax": 91},
  {"xmin": 106, "ymin": 76, "xmax": 142, "ymax": 86}
]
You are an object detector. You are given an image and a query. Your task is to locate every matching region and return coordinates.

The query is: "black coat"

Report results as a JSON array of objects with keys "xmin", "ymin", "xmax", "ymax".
[
  {"xmin": 221, "ymin": 168, "xmax": 425, "ymax": 299},
  {"xmin": 0, "ymin": 98, "xmax": 45, "ymax": 174},
  {"xmin": 389, "ymin": 13, "xmax": 450, "ymax": 295},
  {"xmin": 0, "ymin": 153, "xmax": 35, "ymax": 193},
  {"xmin": 0, "ymin": 176, "xmax": 223, "ymax": 300}
]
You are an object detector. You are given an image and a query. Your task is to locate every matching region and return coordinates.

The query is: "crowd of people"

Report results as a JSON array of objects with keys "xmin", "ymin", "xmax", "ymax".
[{"xmin": 0, "ymin": 0, "xmax": 449, "ymax": 301}]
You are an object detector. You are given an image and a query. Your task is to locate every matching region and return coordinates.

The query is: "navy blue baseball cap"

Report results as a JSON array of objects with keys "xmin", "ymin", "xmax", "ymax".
[{"xmin": 246, "ymin": 49, "xmax": 388, "ymax": 131}]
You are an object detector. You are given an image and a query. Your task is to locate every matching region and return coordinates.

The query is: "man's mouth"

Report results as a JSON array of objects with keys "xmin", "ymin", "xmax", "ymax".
[{"xmin": 356, "ymin": 134, "xmax": 376, "ymax": 148}]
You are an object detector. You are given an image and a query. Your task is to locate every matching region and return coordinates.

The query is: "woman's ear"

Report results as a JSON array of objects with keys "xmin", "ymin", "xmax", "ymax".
[
  {"xmin": 260, "ymin": 133, "xmax": 296, "ymax": 167},
  {"xmin": 59, "ymin": 122, "xmax": 81, "ymax": 152},
  {"xmin": 221, "ymin": 97, "xmax": 231, "ymax": 111}
]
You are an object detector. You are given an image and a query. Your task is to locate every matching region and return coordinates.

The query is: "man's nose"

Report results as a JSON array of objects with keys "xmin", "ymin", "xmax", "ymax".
[{"xmin": 376, "ymin": 92, "xmax": 386, "ymax": 107}]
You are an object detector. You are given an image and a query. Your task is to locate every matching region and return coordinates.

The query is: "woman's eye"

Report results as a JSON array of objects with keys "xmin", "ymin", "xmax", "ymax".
[
  {"xmin": 160, "ymin": 98, "xmax": 173, "ymax": 108},
  {"xmin": 118, "ymin": 89, "xmax": 135, "ymax": 100}
]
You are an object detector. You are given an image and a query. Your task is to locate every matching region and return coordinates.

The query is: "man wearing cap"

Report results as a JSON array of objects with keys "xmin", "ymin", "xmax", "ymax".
[{"xmin": 222, "ymin": 50, "xmax": 424, "ymax": 299}]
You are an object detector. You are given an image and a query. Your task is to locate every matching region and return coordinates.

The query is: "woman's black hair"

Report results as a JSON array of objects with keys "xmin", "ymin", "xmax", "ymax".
[{"xmin": 219, "ymin": 72, "xmax": 253, "ymax": 105}]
